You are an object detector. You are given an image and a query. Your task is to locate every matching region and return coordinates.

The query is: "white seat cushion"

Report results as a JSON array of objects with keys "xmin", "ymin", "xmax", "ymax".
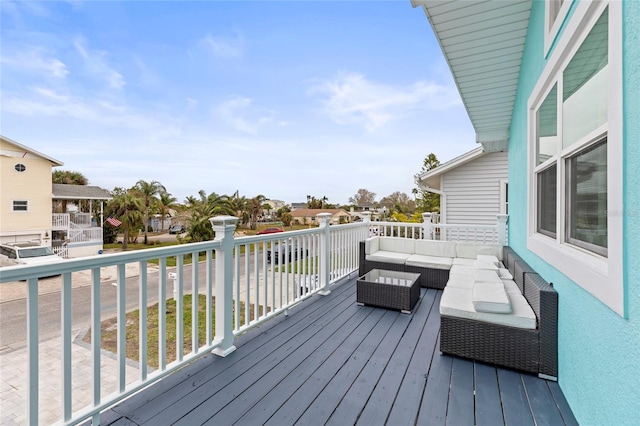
[
  {"xmin": 473, "ymin": 260, "xmax": 499, "ymax": 271},
  {"xmin": 440, "ymin": 286, "xmax": 537, "ymax": 329},
  {"xmin": 452, "ymin": 257, "xmax": 476, "ymax": 266},
  {"xmin": 366, "ymin": 251, "xmax": 411, "ymax": 264},
  {"xmin": 472, "ymin": 281, "xmax": 511, "ymax": 313},
  {"xmin": 405, "ymin": 254, "xmax": 453, "ymax": 270},
  {"xmin": 472, "ymin": 269, "xmax": 503, "ymax": 285},
  {"xmin": 450, "ymin": 264, "xmax": 473, "ymax": 276},
  {"xmin": 477, "ymin": 255, "xmax": 501, "ymax": 267},
  {"xmin": 446, "ymin": 274, "xmax": 521, "ymax": 295},
  {"xmin": 498, "ymin": 268, "xmax": 513, "ymax": 280}
]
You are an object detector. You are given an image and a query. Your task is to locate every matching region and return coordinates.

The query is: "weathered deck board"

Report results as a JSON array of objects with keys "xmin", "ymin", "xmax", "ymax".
[{"xmin": 100, "ymin": 277, "xmax": 577, "ymax": 426}]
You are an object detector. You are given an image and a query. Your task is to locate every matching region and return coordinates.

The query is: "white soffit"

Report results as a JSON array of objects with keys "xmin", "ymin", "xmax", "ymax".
[{"xmin": 412, "ymin": 0, "xmax": 532, "ymax": 151}]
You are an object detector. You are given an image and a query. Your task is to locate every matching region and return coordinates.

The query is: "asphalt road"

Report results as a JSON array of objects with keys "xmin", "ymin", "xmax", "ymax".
[{"xmin": 0, "ymin": 262, "xmax": 217, "ymax": 350}]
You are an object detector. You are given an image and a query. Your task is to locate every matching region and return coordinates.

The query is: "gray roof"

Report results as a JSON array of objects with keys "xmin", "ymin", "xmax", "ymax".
[{"xmin": 52, "ymin": 184, "xmax": 112, "ymax": 200}]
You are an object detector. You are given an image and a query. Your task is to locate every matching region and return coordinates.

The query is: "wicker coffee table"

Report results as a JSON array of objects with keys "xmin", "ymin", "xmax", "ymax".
[{"xmin": 356, "ymin": 269, "xmax": 421, "ymax": 314}]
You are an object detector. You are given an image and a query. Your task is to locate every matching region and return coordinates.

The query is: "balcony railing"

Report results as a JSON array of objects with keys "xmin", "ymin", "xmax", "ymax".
[{"xmin": 0, "ymin": 213, "xmax": 506, "ymax": 425}]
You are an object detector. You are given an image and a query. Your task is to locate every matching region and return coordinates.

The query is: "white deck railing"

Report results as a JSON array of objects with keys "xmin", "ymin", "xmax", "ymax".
[
  {"xmin": 0, "ymin": 213, "xmax": 364, "ymax": 425},
  {"xmin": 367, "ymin": 213, "xmax": 508, "ymax": 246},
  {"xmin": 0, "ymin": 212, "xmax": 506, "ymax": 425}
]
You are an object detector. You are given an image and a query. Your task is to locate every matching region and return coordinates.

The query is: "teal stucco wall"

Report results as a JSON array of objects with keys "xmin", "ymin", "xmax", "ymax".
[{"xmin": 508, "ymin": 1, "xmax": 640, "ymax": 424}]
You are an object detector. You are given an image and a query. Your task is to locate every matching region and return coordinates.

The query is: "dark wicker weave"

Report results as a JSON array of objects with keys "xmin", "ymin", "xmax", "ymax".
[
  {"xmin": 357, "ymin": 270, "xmax": 421, "ymax": 313},
  {"xmin": 525, "ymin": 273, "xmax": 558, "ymax": 378},
  {"xmin": 404, "ymin": 264, "xmax": 449, "ymax": 290},
  {"xmin": 440, "ymin": 269, "xmax": 558, "ymax": 379},
  {"xmin": 440, "ymin": 315, "xmax": 540, "ymax": 374}
]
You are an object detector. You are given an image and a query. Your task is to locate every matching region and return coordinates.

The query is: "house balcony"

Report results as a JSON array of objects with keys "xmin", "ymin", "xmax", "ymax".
[
  {"xmin": 0, "ymin": 215, "xmax": 576, "ymax": 425},
  {"xmin": 52, "ymin": 213, "xmax": 104, "ymax": 258}
]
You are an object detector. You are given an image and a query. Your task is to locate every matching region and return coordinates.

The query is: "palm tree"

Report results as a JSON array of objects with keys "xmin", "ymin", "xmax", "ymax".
[
  {"xmin": 134, "ymin": 180, "xmax": 166, "ymax": 244},
  {"xmin": 52, "ymin": 170, "xmax": 89, "ymax": 185},
  {"xmin": 158, "ymin": 192, "xmax": 178, "ymax": 232},
  {"xmin": 106, "ymin": 190, "xmax": 144, "ymax": 250},
  {"xmin": 249, "ymin": 195, "xmax": 266, "ymax": 230},
  {"xmin": 183, "ymin": 190, "xmax": 233, "ymax": 242},
  {"xmin": 230, "ymin": 191, "xmax": 250, "ymax": 227}
]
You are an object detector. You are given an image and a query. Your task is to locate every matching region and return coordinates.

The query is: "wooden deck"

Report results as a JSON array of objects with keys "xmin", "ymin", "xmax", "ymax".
[{"xmin": 98, "ymin": 277, "xmax": 577, "ymax": 426}]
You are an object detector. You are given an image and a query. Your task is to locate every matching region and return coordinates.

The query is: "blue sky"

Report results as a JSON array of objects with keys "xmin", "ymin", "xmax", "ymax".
[{"xmin": 1, "ymin": 0, "xmax": 475, "ymax": 205}]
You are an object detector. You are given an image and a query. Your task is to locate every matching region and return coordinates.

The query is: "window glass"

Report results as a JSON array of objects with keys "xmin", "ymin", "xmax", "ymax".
[
  {"xmin": 537, "ymin": 165, "xmax": 557, "ymax": 237},
  {"xmin": 548, "ymin": 0, "xmax": 565, "ymax": 29},
  {"xmin": 562, "ymin": 8, "xmax": 608, "ymax": 149},
  {"xmin": 536, "ymin": 84, "xmax": 558, "ymax": 165},
  {"xmin": 567, "ymin": 139, "xmax": 607, "ymax": 255},
  {"xmin": 12, "ymin": 201, "xmax": 28, "ymax": 211}
]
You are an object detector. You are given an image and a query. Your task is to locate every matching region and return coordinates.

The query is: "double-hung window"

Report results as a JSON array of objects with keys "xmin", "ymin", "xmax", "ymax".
[{"xmin": 528, "ymin": 2, "xmax": 623, "ymax": 316}]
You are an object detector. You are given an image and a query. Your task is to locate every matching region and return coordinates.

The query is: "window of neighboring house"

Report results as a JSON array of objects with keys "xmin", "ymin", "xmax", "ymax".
[
  {"xmin": 544, "ymin": 0, "xmax": 572, "ymax": 55},
  {"xmin": 12, "ymin": 200, "xmax": 28, "ymax": 212},
  {"xmin": 499, "ymin": 180, "xmax": 509, "ymax": 215},
  {"xmin": 528, "ymin": 2, "xmax": 623, "ymax": 316},
  {"xmin": 14, "ymin": 163, "xmax": 26, "ymax": 172}
]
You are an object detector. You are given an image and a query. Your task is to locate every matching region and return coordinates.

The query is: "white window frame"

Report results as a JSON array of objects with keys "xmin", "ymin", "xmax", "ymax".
[
  {"xmin": 527, "ymin": 1, "xmax": 624, "ymax": 316},
  {"xmin": 12, "ymin": 200, "xmax": 29, "ymax": 212},
  {"xmin": 499, "ymin": 179, "xmax": 509, "ymax": 215},
  {"xmin": 544, "ymin": 0, "xmax": 572, "ymax": 55}
]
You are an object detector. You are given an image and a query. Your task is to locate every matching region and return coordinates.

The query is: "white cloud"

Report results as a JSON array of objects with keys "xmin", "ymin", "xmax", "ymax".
[
  {"xmin": 201, "ymin": 33, "xmax": 244, "ymax": 58},
  {"xmin": 74, "ymin": 37, "xmax": 125, "ymax": 89},
  {"xmin": 309, "ymin": 72, "xmax": 462, "ymax": 132},
  {"xmin": 0, "ymin": 47, "xmax": 68, "ymax": 78},
  {"xmin": 214, "ymin": 96, "xmax": 275, "ymax": 134}
]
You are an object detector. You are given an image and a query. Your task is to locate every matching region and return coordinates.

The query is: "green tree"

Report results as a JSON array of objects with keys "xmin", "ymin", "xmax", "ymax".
[
  {"xmin": 379, "ymin": 191, "xmax": 416, "ymax": 215},
  {"xmin": 413, "ymin": 153, "xmax": 441, "ymax": 213},
  {"xmin": 349, "ymin": 188, "xmax": 376, "ymax": 205},
  {"xmin": 248, "ymin": 195, "xmax": 266, "ymax": 230},
  {"xmin": 52, "ymin": 170, "xmax": 89, "ymax": 185},
  {"xmin": 106, "ymin": 190, "xmax": 144, "ymax": 250},
  {"xmin": 158, "ymin": 192, "xmax": 178, "ymax": 232},
  {"xmin": 185, "ymin": 190, "xmax": 235, "ymax": 242},
  {"xmin": 134, "ymin": 180, "xmax": 166, "ymax": 244}
]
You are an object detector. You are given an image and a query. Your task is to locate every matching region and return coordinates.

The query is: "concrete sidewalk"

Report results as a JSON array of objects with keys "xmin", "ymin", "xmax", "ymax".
[{"xmin": 0, "ymin": 331, "xmax": 140, "ymax": 426}]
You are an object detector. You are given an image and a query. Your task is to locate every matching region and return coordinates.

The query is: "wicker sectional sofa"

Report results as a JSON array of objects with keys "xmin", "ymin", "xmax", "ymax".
[
  {"xmin": 358, "ymin": 236, "xmax": 504, "ymax": 289},
  {"xmin": 440, "ymin": 246, "xmax": 558, "ymax": 379},
  {"xmin": 357, "ymin": 237, "xmax": 558, "ymax": 378}
]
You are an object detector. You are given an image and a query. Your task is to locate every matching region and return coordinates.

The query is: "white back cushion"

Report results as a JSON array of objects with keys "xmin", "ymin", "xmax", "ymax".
[
  {"xmin": 379, "ymin": 237, "xmax": 415, "ymax": 254},
  {"xmin": 414, "ymin": 240, "xmax": 457, "ymax": 258},
  {"xmin": 455, "ymin": 242, "xmax": 503, "ymax": 260},
  {"xmin": 365, "ymin": 236, "xmax": 380, "ymax": 255}
]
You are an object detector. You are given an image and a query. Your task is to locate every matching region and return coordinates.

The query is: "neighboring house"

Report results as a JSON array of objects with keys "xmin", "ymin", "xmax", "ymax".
[
  {"xmin": 52, "ymin": 183, "xmax": 111, "ymax": 258},
  {"xmin": 349, "ymin": 204, "xmax": 387, "ymax": 222},
  {"xmin": 290, "ymin": 208, "xmax": 351, "ymax": 225},
  {"xmin": 1, "ymin": 135, "xmax": 63, "ymax": 245},
  {"xmin": 290, "ymin": 202, "xmax": 307, "ymax": 210},
  {"xmin": 417, "ymin": 147, "xmax": 508, "ymax": 225},
  {"xmin": 414, "ymin": 0, "xmax": 638, "ymax": 424},
  {"xmin": 1, "ymin": 135, "xmax": 111, "ymax": 258}
]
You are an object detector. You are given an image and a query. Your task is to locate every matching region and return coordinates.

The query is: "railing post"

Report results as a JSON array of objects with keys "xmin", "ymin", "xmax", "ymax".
[
  {"xmin": 318, "ymin": 212, "xmax": 332, "ymax": 296},
  {"xmin": 210, "ymin": 215, "xmax": 239, "ymax": 357},
  {"xmin": 497, "ymin": 214, "xmax": 509, "ymax": 246},
  {"xmin": 422, "ymin": 212, "xmax": 433, "ymax": 240}
]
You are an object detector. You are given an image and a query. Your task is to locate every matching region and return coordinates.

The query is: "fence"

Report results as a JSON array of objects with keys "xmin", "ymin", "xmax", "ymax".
[{"xmin": 0, "ymin": 214, "xmax": 365, "ymax": 425}]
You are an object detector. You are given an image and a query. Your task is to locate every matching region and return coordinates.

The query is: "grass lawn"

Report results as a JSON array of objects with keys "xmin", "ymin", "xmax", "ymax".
[{"xmin": 83, "ymin": 294, "xmax": 263, "ymax": 369}]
